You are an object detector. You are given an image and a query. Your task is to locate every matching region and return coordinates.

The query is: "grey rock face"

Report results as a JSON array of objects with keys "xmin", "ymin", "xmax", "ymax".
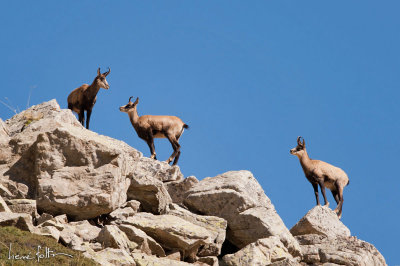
[
  {"xmin": 290, "ymin": 206, "xmax": 351, "ymax": 238},
  {"xmin": 184, "ymin": 170, "xmax": 300, "ymax": 256},
  {"xmin": 165, "ymin": 176, "xmax": 199, "ymax": 204},
  {"xmin": 222, "ymin": 236, "xmax": 295, "ymax": 266},
  {"xmin": 0, "ymin": 99, "xmax": 182, "ymax": 220}
]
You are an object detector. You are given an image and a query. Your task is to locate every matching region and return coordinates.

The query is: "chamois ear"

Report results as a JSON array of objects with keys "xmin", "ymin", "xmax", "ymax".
[
  {"xmin": 133, "ymin": 97, "xmax": 139, "ymax": 105},
  {"xmin": 97, "ymin": 67, "xmax": 101, "ymax": 76},
  {"xmin": 302, "ymin": 138, "xmax": 305, "ymax": 147}
]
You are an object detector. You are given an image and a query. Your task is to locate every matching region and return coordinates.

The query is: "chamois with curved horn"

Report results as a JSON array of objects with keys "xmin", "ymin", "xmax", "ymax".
[
  {"xmin": 119, "ymin": 96, "xmax": 189, "ymax": 166},
  {"xmin": 290, "ymin": 136, "xmax": 350, "ymax": 219},
  {"xmin": 67, "ymin": 67, "xmax": 110, "ymax": 129}
]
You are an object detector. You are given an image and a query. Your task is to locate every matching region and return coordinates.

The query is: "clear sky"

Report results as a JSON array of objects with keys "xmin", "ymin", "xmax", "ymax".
[{"xmin": 1, "ymin": 1, "xmax": 399, "ymax": 264}]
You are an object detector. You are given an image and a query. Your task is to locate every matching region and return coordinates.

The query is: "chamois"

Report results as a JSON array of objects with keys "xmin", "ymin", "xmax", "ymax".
[
  {"xmin": 67, "ymin": 67, "xmax": 110, "ymax": 129},
  {"xmin": 119, "ymin": 97, "xmax": 189, "ymax": 166},
  {"xmin": 290, "ymin": 136, "xmax": 349, "ymax": 219}
]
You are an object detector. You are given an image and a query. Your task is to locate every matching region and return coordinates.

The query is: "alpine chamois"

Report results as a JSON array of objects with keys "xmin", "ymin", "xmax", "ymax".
[
  {"xmin": 290, "ymin": 136, "xmax": 349, "ymax": 218},
  {"xmin": 119, "ymin": 96, "xmax": 189, "ymax": 166},
  {"xmin": 67, "ymin": 67, "xmax": 110, "ymax": 129}
]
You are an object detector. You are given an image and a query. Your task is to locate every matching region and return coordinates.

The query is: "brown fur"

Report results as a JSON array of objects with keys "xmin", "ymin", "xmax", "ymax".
[
  {"xmin": 67, "ymin": 67, "xmax": 110, "ymax": 129},
  {"xmin": 290, "ymin": 136, "xmax": 349, "ymax": 219},
  {"xmin": 119, "ymin": 97, "xmax": 189, "ymax": 166}
]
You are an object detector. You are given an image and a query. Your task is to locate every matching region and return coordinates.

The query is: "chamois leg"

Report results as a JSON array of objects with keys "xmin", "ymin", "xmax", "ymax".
[
  {"xmin": 331, "ymin": 190, "xmax": 340, "ymax": 205},
  {"xmin": 165, "ymin": 134, "xmax": 180, "ymax": 165},
  {"xmin": 319, "ymin": 181, "xmax": 329, "ymax": 207},
  {"xmin": 78, "ymin": 109, "xmax": 85, "ymax": 126},
  {"xmin": 86, "ymin": 109, "xmax": 92, "ymax": 129},
  {"xmin": 145, "ymin": 134, "xmax": 157, "ymax": 160},
  {"xmin": 334, "ymin": 184, "xmax": 344, "ymax": 218},
  {"xmin": 172, "ymin": 150, "xmax": 181, "ymax": 166},
  {"xmin": 312, "ymin": 183, "xmax": 320, "ymax": 206}
]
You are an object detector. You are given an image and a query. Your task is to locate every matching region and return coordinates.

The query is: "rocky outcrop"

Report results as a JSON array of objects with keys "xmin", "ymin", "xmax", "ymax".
[
  {"xmin": 165, "ymin": 176, "xmax": 199, "ymax": 204},
  {"xmin": 291, "ymin": 206, "xmax": 386, "ymax": 265},
  {"xmin": 0, "ymin": 100, "xmax": 387, "ymax": 265},
  {"xmin": 290, "ymin": 205, "xmax": 350, "ymax": 238},
  {"xmin": 222, "ymin": 236, "xmax": 296, "ymax": 266},
  {"xmin": 183, "ymin": 171, "xmax": 300, "ymax": 256},
  {"xmin": 0, "ymin": 212, "xmax": 34, "ymax": 232},
  {"xmin": 120, "ymin": 212, "xmax": 214, "ymax": 261}
]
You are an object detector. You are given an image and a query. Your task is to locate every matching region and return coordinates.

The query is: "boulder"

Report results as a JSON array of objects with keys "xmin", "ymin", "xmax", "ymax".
[
  {"xmin": 122, "ymin": 200, "xmax": 141, "ymax": 212},
  {"xmin": 196, "ymin": 256, "xmax": 219, "ymax": 266},
  {"xmin": 134, "ymin": 157, "xmax": 184, "ymax": 182},
  {"xmin": 295, "ymin": 234, "xmax": 386, "ymax": 265},
  {"xmin": 290, "ymin": 206, "xmax": 351, "ymax": 238},
  {"xmin": 132, "ymin": 253, "xmax": 193, "ymax": 266},
  {"xmin": 120, "ymin": 212, "xmax": 211, "ymax": 261},
  {"xmin": 0, "ymin": 212, "xmax": 34, "ymax": 232},
  {"xmin": 6, "ymin": 199, "xmax": 38, "ymax": 218},
  {"xmin": 127, "ymin": 172, "xmax": 172, "ymax": 214},
  {"xmin": 109, "ymin": 207, "xmax": 136, "ymax": 221},
  {"xmin": 222, "ymin": 236, "xmax": 294, "ymax": 266},
  {"xmin": 167, "ymin": 203, "xmax": 227, "ymax": 256},
  {"xmin": 84, "ymin": 247, "xmax": 135, "ymax": 266},
  {"xmin": 67, "ymin": 220, "xmax": 101, "ymax": 242},
  {"xmin": 118, "ymin": 224, "xmax": 165, "ymax": 257},
  {"xmin": 184, "ymin": 171, "xmax": 300, "ymax": 256},
  {"xmin": 165, "ymin": 176, "xmax": 199, "ymax": 204},
  {"xmin": 1, "ymin": 100, "xmax": 181, "ymax": 220},
  {"xmin": 0, "ymin": 195, "xmax": 11, "ymax": 212},
  {"xmin": 35, "ymin": 225, "xmax": 60, "ymax": 241},
  {"xmin": 96, "ymin": 225, "xmax": 137, "ymax": 252}
]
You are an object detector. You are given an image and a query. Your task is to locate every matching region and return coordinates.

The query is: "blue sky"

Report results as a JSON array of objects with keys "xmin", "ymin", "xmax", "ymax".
[{"xmin": 1, "ymin": 1, "xmax": 399, "ymax": 264}]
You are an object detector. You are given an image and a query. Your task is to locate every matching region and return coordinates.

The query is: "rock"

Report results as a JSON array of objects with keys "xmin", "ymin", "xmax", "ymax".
[
  {"xmin": 0, "ymin": 212, "xmax": 34, "ymax": 232},
  {"xmin": 36, "ymin": 213, "xmax": 54, "ymax": 225},
  {"xmin": 196, "ymin": 256, "xmax": 219, "ymax": 266},
  {"xmin": 67, "ymin": 220, "xmax": 101, "ymax": 242},
  {"xmin": 1, "ymin": 100, "xmax": 183, "ymax": 219},
  {"xmin": 35, "ymin": 225, "xmax": 60, "ymax": 241},
  {"xmin": 6, "ymin": 199, "xmax": 38, "ymax": 218},
  {"xmin": 37, "ymin": 213, "xmax": 68, "ymax": 230},
  {"xmin": 109, "ymin": 207, "xmax": 136, "ymax": 221},
  {"xmin": 84, "ymin": 247, "xmax": 136, "ymax": 266},
  {"xmin": 0, "ymin": 195, "xmax": 11, "ymax": 212},
  {"xmin": 127, "ymin": 172, "xmax": 172, "ymax": 214},
  {"xmin": 290, "ymin": 206, "xmax": 351, "ymax": 238},
  {"xmin": 122, "ymin": 200, "xmax": 141, "ymax": 212},
  {"xmin": 184, "ymin": 171, "xmax": 300, "ymax": 256},
  {"xmin": 132, "ymin": 253, "xmax": 192, "ymax": 266},
  {"xmin": 134, "ymin": 157, "xmax": 184, "ymax": 182},
  {"xmin": 120, "ymin": 212, "xmax": 211, "ymax": 261},
  {"xmin": 96, "ymin": 225, "xmax": 137, "ymax": 252},
  {"xmin": 165, "ymin": 250, "xmax": 181, "ymax": 261},
  {"xmin": 0, "ymin": 119, "xmax": 11, "ymax": 165},
  {"xmin": 165, "ymin": 176, "xmax": 199, "ymax": 204},
  {"xmin": 167, "ymin": 203, "xmax": 227, "ymax": 256},
  {"xmin": 295, "ymin": 234, "xmax": 386, "ymax": 265},
  {"xmin": 118, "ymin": 224, "xmax": 165, "ymax": 257},
  {"xmin": 269, "ymin": 258, "xmax": 301, "ymax": 266},
  {"xmin": 222, "ymin": 236, "xmax": 294, "ymax": 266},
  {"xmin": 33, "ymin": 127, "xmax": 134, "ymax": 220},
  {"xmin": 0, "ymin": 118, "xmax": 9, "ymax": 138}
]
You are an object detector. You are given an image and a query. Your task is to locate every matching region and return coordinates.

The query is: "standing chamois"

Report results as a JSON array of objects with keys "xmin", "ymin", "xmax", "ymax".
[
  {"xmin": 119, "ymin": 97, "xmax": 189, "ymax": 166},
  {"xmin": 67, "ymin": 67, "xmax": 110, "ymax": 129},
  {"xmin": 290, "ymin": 136, "xmax": 349, "ymax": 219}
]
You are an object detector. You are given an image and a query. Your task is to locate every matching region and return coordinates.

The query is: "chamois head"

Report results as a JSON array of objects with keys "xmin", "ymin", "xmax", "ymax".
[
  {"xmin": 95, "ymin": 67, "xmax": 111, "ymax": 90},
  {"xmin": 119, "ymin": 96, "xmax": 139, "ymax": 113},
  {"xmin": 290, "ymin": 136, "xmax": 306, "ymax": 157}
]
